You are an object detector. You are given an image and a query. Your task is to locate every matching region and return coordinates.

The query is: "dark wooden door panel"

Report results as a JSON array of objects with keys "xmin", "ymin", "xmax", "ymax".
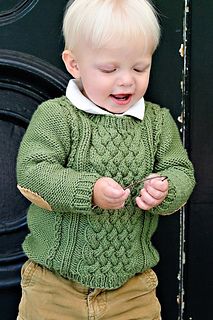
[
  {"xmin": 184, "ymin": 1, "xmax": 213, "ymax": 319},
  {"xmin": 0, "ymin": 2, "xmax": 69, "ymax": 317}
]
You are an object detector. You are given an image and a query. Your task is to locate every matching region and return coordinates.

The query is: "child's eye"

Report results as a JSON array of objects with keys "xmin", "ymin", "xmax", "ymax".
[
  {"xmin": 133, "ymin": 68, "xmax": 144, "ymax": 73},
  {"xmin": 134, "ymin": 65, "xmax": 150, "ymax": 73},
  {"xmin": 99, "ymin": 68, "xmax": 116, "ymax": 73}
]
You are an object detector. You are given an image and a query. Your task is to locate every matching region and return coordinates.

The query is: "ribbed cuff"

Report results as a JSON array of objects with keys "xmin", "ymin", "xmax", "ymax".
[{"xmin": 69, "ymin": 173, "xmax": 101, "ymax": 213}]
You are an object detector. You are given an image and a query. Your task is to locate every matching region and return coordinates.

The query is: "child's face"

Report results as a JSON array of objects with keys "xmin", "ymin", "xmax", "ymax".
[{"xmin": 65, "ymin": 41, "xmax": 153, "ymax": 113}]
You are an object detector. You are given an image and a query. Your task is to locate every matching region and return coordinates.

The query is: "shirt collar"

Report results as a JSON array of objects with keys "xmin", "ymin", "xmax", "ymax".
[{"xmin": 66, "ymin": 79, "xmax": 145, "ymax": 120}]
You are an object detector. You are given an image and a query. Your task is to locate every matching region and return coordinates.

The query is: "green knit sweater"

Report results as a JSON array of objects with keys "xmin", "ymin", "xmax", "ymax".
[{"xmin": 17, "ymin": 96, "xmax": 195, "ymax": 289}]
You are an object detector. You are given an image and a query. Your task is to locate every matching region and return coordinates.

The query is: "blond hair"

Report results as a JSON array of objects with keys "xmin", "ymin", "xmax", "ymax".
[{"xmin": 63, "ymin": 0, "xmax": 160, "ymax": 52}]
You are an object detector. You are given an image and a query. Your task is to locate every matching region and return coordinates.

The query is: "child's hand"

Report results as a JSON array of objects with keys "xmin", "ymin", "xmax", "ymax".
[
  {"xmin": 136, "ymin": 174, "xmax": 169, "ymax": 210},
  {"xmin": 93, "ymin": 177, "xmax": 130, "ymax": 209}
]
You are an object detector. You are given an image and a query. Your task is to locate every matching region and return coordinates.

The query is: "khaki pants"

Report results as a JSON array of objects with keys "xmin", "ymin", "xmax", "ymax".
[{"xmin": 17, "ymin": 260, "xmax": 161, "ymax": 320}]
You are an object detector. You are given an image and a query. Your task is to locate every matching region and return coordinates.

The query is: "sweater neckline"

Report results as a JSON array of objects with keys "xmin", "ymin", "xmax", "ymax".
[
  {"xmin": 63, "ymin": 97, "xmax": 144, "ymax": 130},
  {"xmin": 87, "ymin": 111, "xmax": 142, "ymax": 130}
]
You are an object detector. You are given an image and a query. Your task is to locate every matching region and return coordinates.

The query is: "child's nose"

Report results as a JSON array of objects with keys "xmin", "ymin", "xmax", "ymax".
[{"xmin": 117, "ymin": 72, "xmax": 134, "ymax": 87}]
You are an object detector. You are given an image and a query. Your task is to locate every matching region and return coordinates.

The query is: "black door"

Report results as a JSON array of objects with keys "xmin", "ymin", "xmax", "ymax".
[
  {"xmin": 184, "ymin": 1, "xmax": 213, "ymax": 319},
  {"xmin": 0, "ymin": 1, "xmax": 212, "ymax": 319},
  {"xmin": 0, "ymin": 2, "xmax": 69, "ymax": 319}
]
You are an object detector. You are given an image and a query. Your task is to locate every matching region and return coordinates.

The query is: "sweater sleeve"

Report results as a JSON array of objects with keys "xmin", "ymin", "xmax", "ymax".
[
  {"xmin": 150, "ymin": 108, "xmax": 195, "ymax": 215},
  {"xmin": 16, "ymin": 99, "xmax": 100, "ymax": 214}
]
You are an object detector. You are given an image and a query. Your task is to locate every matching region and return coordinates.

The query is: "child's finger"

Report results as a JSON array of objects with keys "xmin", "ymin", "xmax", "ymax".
[
  {"xmin": 105, "ymin": 188, "xmax": 130, "ymax": 205},
  {"xmin": 104, "ymin": 185, "xmax": 124, "ymax": 199},
  {"xmin": 145, "ymin": 177, "xmax": 168, "ymax": 192},
  {"xmin": 136, "ymin": 196, "xmax": 152, "ymax": 210},
  {"xmin": 143, "ymin": 185, "xmax": 167, "ymax": 200},
  {"xmin": 139, "ymin": 188, "xmax": 160, "ymax": 207}
]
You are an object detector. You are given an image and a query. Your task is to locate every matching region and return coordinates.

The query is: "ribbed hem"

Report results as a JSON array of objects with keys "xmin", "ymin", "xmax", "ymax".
[{"xmin": 56, "ymin": 265, "xmax": 158, "ymax": 290}]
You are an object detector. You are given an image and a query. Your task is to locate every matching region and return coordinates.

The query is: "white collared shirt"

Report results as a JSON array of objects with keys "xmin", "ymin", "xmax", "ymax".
[{"xmin": 66, "ymin": 79, "xmax": 145, "ymax": 120}]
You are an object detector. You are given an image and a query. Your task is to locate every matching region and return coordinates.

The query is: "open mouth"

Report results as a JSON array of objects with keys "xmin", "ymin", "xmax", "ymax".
[
  {"xmin": 111, "ymin": 94, "xmax": 130, "ymax": 100},
  {"xmin": 110, "ymin": 94, "xmax": 132, "ymax": 105}
]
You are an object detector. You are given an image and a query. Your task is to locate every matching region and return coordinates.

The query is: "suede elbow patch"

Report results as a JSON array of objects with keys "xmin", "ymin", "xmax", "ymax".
[{"xmin": 17, "ymin": 185, "xmax": 53, "ymax": 211}]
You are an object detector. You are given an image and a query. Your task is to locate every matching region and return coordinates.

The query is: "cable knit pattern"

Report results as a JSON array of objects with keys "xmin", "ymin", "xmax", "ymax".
[{"xmin": 16, "ymin": 96, "xmax": 195, "ymax": 289}]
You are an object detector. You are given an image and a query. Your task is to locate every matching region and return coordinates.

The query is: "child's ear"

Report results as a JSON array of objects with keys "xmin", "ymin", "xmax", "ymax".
[{"xmin": 62, "ymin": 50, "xmax": 80, "ymax": 79}]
